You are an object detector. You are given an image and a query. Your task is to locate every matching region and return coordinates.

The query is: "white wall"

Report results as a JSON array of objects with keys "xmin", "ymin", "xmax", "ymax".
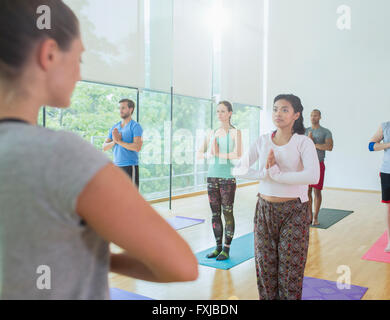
[{"xmin": 265, "ymin": 0, "xmax": 390, "ymax": 191}]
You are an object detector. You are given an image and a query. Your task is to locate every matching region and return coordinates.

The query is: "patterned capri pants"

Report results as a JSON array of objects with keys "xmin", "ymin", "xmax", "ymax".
[
  {"xmin": 207, "ymin": 177, "xmax": 237, "ymax": 247},
  {"xmin": 254, "ymin": 195, "xmax": 310, "ymax": 300}
]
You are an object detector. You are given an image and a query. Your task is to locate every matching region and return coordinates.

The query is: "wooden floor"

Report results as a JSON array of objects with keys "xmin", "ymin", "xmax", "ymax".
[{"xmin": 109, "ymin": 184, "xmax": 390, "ymax": 300}]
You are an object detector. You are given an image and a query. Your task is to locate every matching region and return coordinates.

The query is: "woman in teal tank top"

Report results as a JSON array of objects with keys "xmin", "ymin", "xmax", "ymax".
[{"xmin": 198, "ymin": 101, "xmax": 242, "ymax": 260}]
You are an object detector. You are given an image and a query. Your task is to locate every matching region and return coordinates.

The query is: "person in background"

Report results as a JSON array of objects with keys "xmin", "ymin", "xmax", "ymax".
[
  {"xmin": 197, "ymin": 101, "xmax": 242, "ymax": 261},
  {"xmin": 305, "ymin": 109, "xmax": 333, "ymax": 225},
  {"xmin": 369, "ymin": 122, "xmax": 390, "ymax": 252},
  {"xmin": 103, "ymin": 98, "xmax": 143, "ymax": 188}
]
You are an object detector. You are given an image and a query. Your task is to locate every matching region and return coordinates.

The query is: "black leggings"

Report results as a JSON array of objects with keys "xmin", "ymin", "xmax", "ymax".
[
  {"xmin": 120, "ymin": 165, "xmax": 139, "ymax": 189},
  {"xmin": 207, "ymin": 177, "xmax": 236, "ymax": 247}
]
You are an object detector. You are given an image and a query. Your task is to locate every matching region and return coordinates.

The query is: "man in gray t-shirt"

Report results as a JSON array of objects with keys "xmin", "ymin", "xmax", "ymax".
[{"xmin": 305, "ymin": 109, "xmax": 333, "ymax": 226}]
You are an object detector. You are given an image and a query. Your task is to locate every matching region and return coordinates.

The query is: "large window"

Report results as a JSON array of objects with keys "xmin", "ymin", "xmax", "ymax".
[
  {"xmin": 39, "ymin": 81, "xmax": 261, "ymax": 202},
  {"xmin": 138, "ymin": 89, "xmax": 171, "ymax": 200},
  {"xmin": 53, "ymin": 0, "xmax": 264, "ymax": 205},
  {"xmin": 172, "ymin": 95, "xmax": 212, "ymax": 197}
]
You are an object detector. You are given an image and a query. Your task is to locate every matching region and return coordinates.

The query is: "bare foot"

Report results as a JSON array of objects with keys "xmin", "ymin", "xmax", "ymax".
[{"xmin": 312, "ymin": 220, "xmax": 320, "ymax": 226}]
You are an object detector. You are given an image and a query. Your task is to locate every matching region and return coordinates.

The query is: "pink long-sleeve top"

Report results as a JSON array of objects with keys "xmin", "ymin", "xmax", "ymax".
[{"xmin": 232, "ymin": 132, "xmax": 320, "ymax": 202}]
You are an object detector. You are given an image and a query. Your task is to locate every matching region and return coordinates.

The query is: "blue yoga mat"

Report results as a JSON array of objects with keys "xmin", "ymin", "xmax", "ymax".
[
  {"xmin": 166, "ymin": 216, "xmax": 205, "ymax": 230},
  {"xmin": 110, "ymin": 288, "xmax": 154, "ymax": 300},
  {"xmin": 196, "ymin": 232, "xmax": 254, "ymax": 270}
]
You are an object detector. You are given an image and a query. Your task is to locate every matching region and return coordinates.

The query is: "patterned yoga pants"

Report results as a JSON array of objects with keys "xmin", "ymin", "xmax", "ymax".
[
  {"xmin": 254, "ymin": 195, "xmax": 310, "ymax": 300},
  {"xmin": 207, "ymin": 178, "xmax": 237, "ymax": 247}
]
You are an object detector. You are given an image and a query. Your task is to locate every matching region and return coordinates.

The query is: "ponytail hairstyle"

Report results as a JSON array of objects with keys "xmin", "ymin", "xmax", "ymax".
[
  {"xmin": 218, "ymin": 100, "xmax": 235, "ymax": 129},
  {"xmin": 273, "ymin": 94, "xmax": 305, "ymax": 135},
  {"xmin": 0, "ymin": 0, "xmax": 79, "ymax": 82}
]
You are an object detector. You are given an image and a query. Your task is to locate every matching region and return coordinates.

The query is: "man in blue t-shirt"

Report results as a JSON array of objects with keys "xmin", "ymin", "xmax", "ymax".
[{"xmin": 103, "ymin": 99, "xmax": 143, "ymax": 188}]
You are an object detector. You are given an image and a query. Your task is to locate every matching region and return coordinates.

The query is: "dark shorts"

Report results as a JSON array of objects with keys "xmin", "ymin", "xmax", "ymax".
[
  {"xmin": 119, "ymin": 165, "xmax": 139, "ymax": 189},
  {"xmin": 310, "ymin": 161, "xmax": 325, "ymax": 191},
  {"xmin": 380, "ymin": 172, "xmax": 390, "ymax": 203}
]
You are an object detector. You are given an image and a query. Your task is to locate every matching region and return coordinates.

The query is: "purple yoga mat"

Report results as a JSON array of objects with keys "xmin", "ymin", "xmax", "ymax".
[
  {"xmin": 166, "ymin": 216, "xmax": 205, "ymax": 230},
  {"xmin": 110, "ymin": 288, "xmax": 154, "ymax": 300},
  {"xmin": 302, "ymin": 277, "xmax": 368, "ymax": 300}
]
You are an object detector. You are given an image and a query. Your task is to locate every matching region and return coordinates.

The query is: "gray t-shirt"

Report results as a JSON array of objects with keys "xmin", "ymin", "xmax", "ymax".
[
  {"xmin": 0, "ymin": 123, "xmax": 111, "ymax": 299},
  {"xmin": 305, "ymin": 126, "xmax": 332, "ymax": 162}
]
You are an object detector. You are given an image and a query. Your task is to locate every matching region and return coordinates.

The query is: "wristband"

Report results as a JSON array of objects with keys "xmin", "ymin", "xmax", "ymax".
[{"xmin": 368, "ymin": 142, "xmax": 375, "ymax": 152}]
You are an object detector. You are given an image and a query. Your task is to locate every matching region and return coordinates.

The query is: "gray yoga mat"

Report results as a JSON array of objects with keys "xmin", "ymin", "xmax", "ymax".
[{"xmin": 310, "ymin": 208, "xmax": 353, "ymax": 229}]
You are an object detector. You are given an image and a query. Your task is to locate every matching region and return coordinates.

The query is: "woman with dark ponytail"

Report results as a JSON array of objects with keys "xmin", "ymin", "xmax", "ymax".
[
  {"xmin": 0, "ymin": 0, "xmax": 197, "ymax": 299},
  {"xmin": 233, "ymin": 94, "xmax": 319, "ymax": 299},
  {"xmin": 281, "ymin": 94, "xmax": 306, "ymax": 135}
]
